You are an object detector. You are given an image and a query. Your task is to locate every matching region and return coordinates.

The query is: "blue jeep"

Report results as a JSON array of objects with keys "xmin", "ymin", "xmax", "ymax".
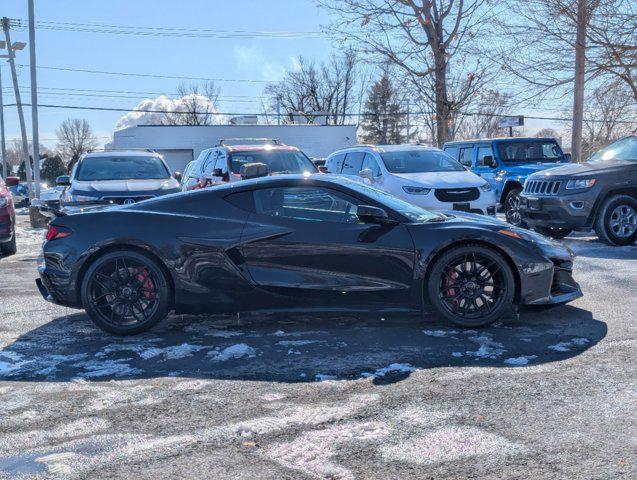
[{"xmin": 443, "ymin": 137, "xmax": 570, "ymax": 226}]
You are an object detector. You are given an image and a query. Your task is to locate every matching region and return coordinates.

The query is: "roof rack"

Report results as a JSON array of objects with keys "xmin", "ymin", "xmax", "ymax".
[
  {"xmin": 86, "ymin": 148, "xmax": 157, "ymax": 153},
  {"xmin": 216, "ymin": 138, "xmax": 283, "ymax": 147}
]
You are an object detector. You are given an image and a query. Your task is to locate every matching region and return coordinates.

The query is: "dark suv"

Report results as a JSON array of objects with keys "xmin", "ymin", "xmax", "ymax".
[{"xmin": 520, "ymin": 136, "xmax": 637, "ymax": 245}]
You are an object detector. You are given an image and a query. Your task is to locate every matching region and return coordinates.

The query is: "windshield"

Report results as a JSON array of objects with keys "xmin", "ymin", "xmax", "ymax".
[
  {"xmin": 381, "ymin": 150, "xmax": 465, "ymax": 173},
  {"xmin": 230, "ymin": 150, "xmax": 317, "ymax": 175},
  {"xmin": 588, "ymin": 136, "xmax": 637, "ymax": 162},
  {"xmin": 76, "ymin": 156, "xmax": 171, "ymax": 181},
  {"xmin": 339, "ymin": 178, "xmax": 441, "ymax": 223},
  {"xmin": 497, "ymin": 141, "xmax": 564, "ymax": 163}
]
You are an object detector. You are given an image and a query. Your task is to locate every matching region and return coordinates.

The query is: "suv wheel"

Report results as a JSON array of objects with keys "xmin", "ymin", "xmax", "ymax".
[
  {"xmin": 533, "ymin": 226, "xmax": 572, "ymax": 239},
  {"xmin": 0, "ymin": 234, "xmax": 17, "ymax": 256},
  {"xmin": 594, "ymin": 194, "xmax": 637, "ymax": 246},
  {"xmin": 504, "ymin": 188, "xmax": 527, "ymax": 228}
]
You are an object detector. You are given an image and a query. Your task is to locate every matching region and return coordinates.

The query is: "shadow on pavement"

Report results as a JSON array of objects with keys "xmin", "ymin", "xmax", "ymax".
[
  {"xmin": 0, "ymin": 305, "xmax": 606, "ymax": 384},
  {"xmin": 564, "ymin": 237, "xmax": 637, "ymax": 260}
]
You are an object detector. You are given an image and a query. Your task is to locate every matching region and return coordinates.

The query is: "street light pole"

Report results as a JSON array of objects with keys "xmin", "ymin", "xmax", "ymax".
[
  {"xmin": 1, "ymin": 18, "xmax": 32, "ymax": 196},
  {"xmin": 28, "ymin": 0, "xmax": 41, "ymax": 198},
  {"xmin": 0, "ymin": 63, "xmax": 7, "ymax": 179}
]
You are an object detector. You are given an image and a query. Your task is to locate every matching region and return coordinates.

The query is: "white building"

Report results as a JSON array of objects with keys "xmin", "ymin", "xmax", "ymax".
[{"xmin": 112, "ymin": 124, "xmax": 358, "ymax": 172}]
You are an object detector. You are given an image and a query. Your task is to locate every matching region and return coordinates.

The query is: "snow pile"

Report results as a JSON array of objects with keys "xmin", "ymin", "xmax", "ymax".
[{"xmin": 208, "ymin": 343, "xmax": 256, "ymax": 361}]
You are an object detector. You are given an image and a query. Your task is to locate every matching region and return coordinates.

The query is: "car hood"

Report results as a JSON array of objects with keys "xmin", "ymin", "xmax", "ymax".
[
  {"xmin": 71, "ymin": 178, "xmax": 179, "ymax": 194},
  {"xmin": 502, "ymin": 162, "xmax": 565, "ymax": 175},
  {"xmin": 528, "ymin": 159, "xmax": 635, "ymax": 179},
  {"xmin": 392, "ymin": 170, "xmax": 484, "ymax": 188}
]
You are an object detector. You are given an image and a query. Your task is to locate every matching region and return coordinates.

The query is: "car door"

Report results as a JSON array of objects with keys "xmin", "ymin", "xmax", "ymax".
[
  {"xmin": 474, "ymin": 144, "xmax": 498, "ymax": 191},
  {"xmin": 359, "ymin": 153, "xmax": 385, "ymax": 189},
  {"xmin": 236, "ymin": 185, "xmax": 417, "ymax": 308}
]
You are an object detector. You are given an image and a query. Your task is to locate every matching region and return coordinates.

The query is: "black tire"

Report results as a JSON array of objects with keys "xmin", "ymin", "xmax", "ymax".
[
  {"xmin": 504, "ymin": 188, "xmax": 527, "ymax": 228},
  {"xmin": 81, "ymin": 250, "xmax": 171, "ymax": 335},
  {"xmin": 533, "ymin": 226, "xmax": 573, "ymax": 239},
  {"xmin": 427, "ymin": 245, "xmax": 516, "ymax": 327},
  {"xmin": 594, "ymin": 194, "xmax": 637, "ymax": 246},
  {"xmin": 0, "ymin": 234, "xmax": 17, "ymax": 256}
]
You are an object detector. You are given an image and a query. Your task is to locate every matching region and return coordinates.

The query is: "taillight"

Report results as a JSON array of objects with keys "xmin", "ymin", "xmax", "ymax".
[{"xmin": 46, "ymin": 225, "xmax": 72, "ymax": 241}]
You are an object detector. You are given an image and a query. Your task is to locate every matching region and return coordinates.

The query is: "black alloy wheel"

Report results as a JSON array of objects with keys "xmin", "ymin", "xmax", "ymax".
[
  {"xmin": 533, "ymin": 226, "xmax": 573, "ymax": 239},
  {"xmin": 505, "ymin": 188, "xmax": 528, "ymax": 228},
  {"xmin": 427, "ymin": 245, "xmax": 515, "ymax": 327},
  {"xmin": 81, "ymin": 250, "xmax": 170, "ymax": 335}
]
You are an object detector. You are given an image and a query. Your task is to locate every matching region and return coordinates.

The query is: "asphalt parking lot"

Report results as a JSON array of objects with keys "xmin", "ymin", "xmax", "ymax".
[{"xmin": 0, "ymin": 214, "xmax": 635, "ymax": 479}]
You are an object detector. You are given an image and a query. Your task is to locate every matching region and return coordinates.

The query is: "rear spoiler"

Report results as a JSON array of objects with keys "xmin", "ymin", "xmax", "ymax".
[{"xmin": 38, "ymin": 199, "xmax": 116, "ymax": 218}]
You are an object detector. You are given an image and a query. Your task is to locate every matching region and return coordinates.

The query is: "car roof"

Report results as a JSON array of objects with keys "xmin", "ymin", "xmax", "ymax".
[
  {"xmin": 444, "ymin": 137, "xmax": 558, "ymax": 145},
  {"xmin": 193, "ymin": 174, "xmax": 356, "ymax": 195},
  {"xmin": 82, "ymin": 149, "xmax": 161, "ymax": 158},
  {"xmin": 330, "ymin": 144, "xmax": 439, "ymax": 156}
]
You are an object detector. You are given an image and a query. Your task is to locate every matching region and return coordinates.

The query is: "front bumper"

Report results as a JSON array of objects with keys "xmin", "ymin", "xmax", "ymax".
[
  {"xmin": 519, "ymin": 192, "xmax": 595, "ymax": 230},
  {"xmin": 519, "ymin": 256, "xmax": 582, "ymax": 306},
  {"xmin": 404, "ymin": 192, "xmax": 497, "ymax": 216}
]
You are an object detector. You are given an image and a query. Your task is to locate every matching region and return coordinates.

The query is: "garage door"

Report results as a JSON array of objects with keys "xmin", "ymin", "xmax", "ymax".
[{"xmin": 156, "ymin": 149, "xmax": 193, "ymax": 173}]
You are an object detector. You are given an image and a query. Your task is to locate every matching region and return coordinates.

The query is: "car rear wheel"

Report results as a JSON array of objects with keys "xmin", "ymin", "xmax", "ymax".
[
  {"xmin": 427, "ymin": 245, "xmax": 516, "ymax": 327},
  {"xmin": 594, "ymin": 194, "xmax": 637, "ymax": 246},
  {"xmin": 504, "ymin": 188, "xmax": 528, "ymax": 228},
  {"xmin": 0, "ymin": 234, "xmax": 17, "ymax": 256},
  {"xmin": 533, "ymin": 226, "xmax": 573, "ymax": 239},
  {"xmin": 81, "ymin": 250, "xmax": 171, "ymax": 335}
]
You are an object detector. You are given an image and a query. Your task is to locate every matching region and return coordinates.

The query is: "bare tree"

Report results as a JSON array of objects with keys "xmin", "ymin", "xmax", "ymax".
[
  {"xmin": 535, "ymin": 128, "xmax": 561, "ymax": 138},
  {"xmin": 162, "ymin": 81, "xmax": 221, "ymax": 126},
  {"xmin": 318, "ymin": 0, "xmax": 496, "ymax": 146},
  {"xmin": 56, "ymin": 118, "xmax": 98, "ymax": 170},
  {"xmin": 454, "ymin": 90, "xmax": 512, "ymax": 140},
  {"xmin": 265, "ymin": 50, "xmax": 357, "ymax": 125}
]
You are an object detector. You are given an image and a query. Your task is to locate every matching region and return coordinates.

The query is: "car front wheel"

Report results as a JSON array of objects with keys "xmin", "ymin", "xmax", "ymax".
[
  {"xmin": 504, "ymin": 188, "xmax": 527, "ymax": 228},
  {"xmin": 0, "ymin": 233, "xmax": 17, "ymax": 256},
  {"xmin": 427, "ymin": 245, "xmax": 516, "ymax": 327},
  {"xmin": 81, "ymin": 250, "xmax": 171, "ymax": 335},
  {"xmin": 594, "ymin": 194, "xmax": 637, "ymax": 246}
]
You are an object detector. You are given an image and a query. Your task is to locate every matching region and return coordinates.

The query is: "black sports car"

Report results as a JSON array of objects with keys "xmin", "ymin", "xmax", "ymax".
[{"xmin": 36, "ymin": 175, "xmax": 582, "ymax": 335}]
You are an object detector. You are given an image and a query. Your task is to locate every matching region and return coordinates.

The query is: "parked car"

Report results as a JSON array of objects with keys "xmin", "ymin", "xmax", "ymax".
[
  {"xmin": 0, "ymin": 176, "xmax": 19, "ymax": 256},
  {"xmin": 180, "ymin": 160, "xmax": 196, "ymax": 192},
  {"xmin": 324, "ymin": 145, "xmax": 496, "ymax": 215},
  {"xmin": 36, "ymin": 175, "xmax": 581, "ymax": 335},
  {"xmin": 8, "ymin": 182, "xmax": 30, "ymax": 208},
  {"xmin": 58, "ymin": 149, "xmax": 181, "ymax": 205},
  {"xmin": 443, "ymin": 137, "xmax": 570, "ymax": 226},
  {"xmin": 182, "ymin": 141, "xmax": 317, "ymax": 190},
  {"xmin": 520, "ymin": 136, "xmax": 637, "ymax": 245}
]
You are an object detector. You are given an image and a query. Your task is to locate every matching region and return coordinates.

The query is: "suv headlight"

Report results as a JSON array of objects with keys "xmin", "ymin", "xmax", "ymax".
[
  {"xmin": 67, "ymin": 194, "xmax": 96, "ymax": 203},
  {"xmin": 566, "ymin": 178, "xmax": 596, "ymax": 189},
  {"xmin": 480, "ymin": 183, "xmax": 492, "ymax": 192},
  {"xmin": 402, "ymin": 186, "xmax": 431, "ymax": 195}
]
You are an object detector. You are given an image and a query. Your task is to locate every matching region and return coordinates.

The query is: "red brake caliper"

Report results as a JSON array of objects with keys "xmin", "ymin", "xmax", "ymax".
[
  {"xmin": 135, "ymin": 268, "xmax": 156, "ymax": 300},
  {"xmin": 445, "ymin": 269, "xmax": 459, "ymax": 306}
]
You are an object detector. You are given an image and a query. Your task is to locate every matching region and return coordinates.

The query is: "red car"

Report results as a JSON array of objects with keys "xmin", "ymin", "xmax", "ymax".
[{"xmin": 0, "ymin": 176, "xmax": 19, "ymax": 256}]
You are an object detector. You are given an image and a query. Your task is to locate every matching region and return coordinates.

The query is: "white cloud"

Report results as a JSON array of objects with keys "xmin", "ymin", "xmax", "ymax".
[
  {"xmin": 233, "ymin": 45, "xmax": 286, "ymax": 82},
  {"xmin": 115, "ymin": 94, "xmax": 224, "ymax": 130}
]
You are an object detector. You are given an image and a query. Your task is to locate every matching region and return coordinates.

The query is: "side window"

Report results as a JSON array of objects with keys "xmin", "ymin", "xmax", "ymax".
[
  {"xmin": 341, "ymin": 152, "xmax": 365, "ymax": 175},
  {"xmin": 444, "ymin": 146, "xmax": 458, "ymax": 160},
  {"xmin": 213, "ymin": 150, "xmax": 229, "ymax": 173},
  {"xmin": 458, "ymin": 147, "xmax": 474, "ymax": 167},
  {"xmin": 201, "ymin": 151, "xmax": 216, "ymax": 174},
  {"xmin": 326, "ymin": 153, "xmax": 346, "ymax": 173},
  {"xmin": 361, "ymin": 153, "xmax": 381, "ymax": 177},
  {"xmin": 253, "ymin": 187, "xmax": 360, "ymax": 223},
  {"xmin": 476, "ymin": 146, "xmax": 494, "ymax": 167}
]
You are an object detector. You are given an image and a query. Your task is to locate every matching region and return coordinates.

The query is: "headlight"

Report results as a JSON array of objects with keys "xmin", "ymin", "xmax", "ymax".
[
  {"xmin": 565, "ymin": 178, "xmax": 596, "ymax": 189},
  {"xmin": 480, "ymin": 183, "xmax": 492, "ymax": 192},
  {"xmin": 402, "ymin": 186, "xmax": 431, "ymax": 195},
  {"xmin": 68, "ymin": 194, "xmax": 96, "ymax": 202}
]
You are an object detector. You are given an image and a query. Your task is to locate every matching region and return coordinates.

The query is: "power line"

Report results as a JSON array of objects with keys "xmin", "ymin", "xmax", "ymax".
[
  {"xmin": 16, "ymin": 64, "xmax": 271, "ymax": 84},
  {"xmin": 3, "ymin": 85, "xmax": 262, "ymax": 98},
  {"xmin": 4, "ymin": 102, "xmax": 636, "ymax": 124}
]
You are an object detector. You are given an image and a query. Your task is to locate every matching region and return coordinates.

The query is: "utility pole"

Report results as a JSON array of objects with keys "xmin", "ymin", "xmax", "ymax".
[
  {"xmin": 0, "ymin": 63, "xmax": 6, "ymax": 179},
  {"xmin": 571, "ymin": 0, "xmax": 587, "ymax": 163},
  {"xmin": 28, "ymin": 0, "xmax": 41, "ymax": 198},
  {"xmin": 2, "ymin": 18, "xmax": 32, "ymax": 196}
]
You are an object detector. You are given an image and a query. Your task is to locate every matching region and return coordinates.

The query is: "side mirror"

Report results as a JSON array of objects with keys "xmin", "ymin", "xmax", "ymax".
[
  {"xmin": 358, "ymin": 168, "xmax": 373, "ymax": 181},
  {"xmin": 564, "ymin": 153, "xmax": 572, "ymax": 162},
  {"xmin": 173, "ymin": 171, "xmax": 182, "ymax": 182},
  {"xmin": 318, "ymin": 165, "xmax": 328, "ymax": 174},
  {"xmin": 483, "ymin": 155, "xmax": 496, "ymax": 168},
  {"xmin": 240, "ymin": 162, "xmax": 269, "ymax": 180},
  {"xmin": 357, "ymin": 205, "xmax": 395, "ymax": 225},
  {"xmin": 212, "ymin": 168, "xmax": 224, "ymax": 177},
  {"xmin": 5, "ymin": 176, "xmax": 19, "ymax": 187},
  {"xmin": 56, "ymin": 175, "xmax": 71, "ymax": 186}
]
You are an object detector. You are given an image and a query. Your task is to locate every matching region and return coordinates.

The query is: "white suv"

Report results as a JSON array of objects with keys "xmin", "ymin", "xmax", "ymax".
[{"xmin": 324, "ymin": 144, "xmax": 497, "ymax": 215}]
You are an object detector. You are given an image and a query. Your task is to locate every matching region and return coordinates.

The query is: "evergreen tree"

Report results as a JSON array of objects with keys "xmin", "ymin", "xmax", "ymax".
[
  {"xmin": 40, "ymin": 155, "xmax": 67, "ymax": 186},
  {"xmin": 360, "ymin": 71, "xmax": 406, "ymax": 145}
]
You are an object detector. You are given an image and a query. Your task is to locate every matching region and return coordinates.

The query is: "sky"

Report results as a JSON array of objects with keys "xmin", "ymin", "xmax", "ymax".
[{"xmin": 0, "ymin": 0, "xmax": 335, "ymax": 149}]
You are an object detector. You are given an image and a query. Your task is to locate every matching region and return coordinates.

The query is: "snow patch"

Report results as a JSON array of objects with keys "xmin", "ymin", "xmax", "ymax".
[
  {"xmin": 315, "ymin": 374, "xmax": 337, "ymax": 381},
  {"xmin": 504, "ymin": 355, "xmax": 537, "ymax": 366},
  {"xmin": 208, "ymin": 344, "xmax": 256, "ymax": 361},
  {"xmin": 548, "ymin": 338, "xmax": 590, "ymax": 352},
  {"xmin": 74, "ymin": 359, "xmax": 142, "ymax": 378},
  {"xmin": 277, "ymin": 340, "xmax": 322, "ymax": 347},
  {"xmin": 422, "ymin": 329, "xmax": 459, "ymax": 337},
  {"xmin": 466, "ymin": 334, "xmax": 505, "ymax": 359}
]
